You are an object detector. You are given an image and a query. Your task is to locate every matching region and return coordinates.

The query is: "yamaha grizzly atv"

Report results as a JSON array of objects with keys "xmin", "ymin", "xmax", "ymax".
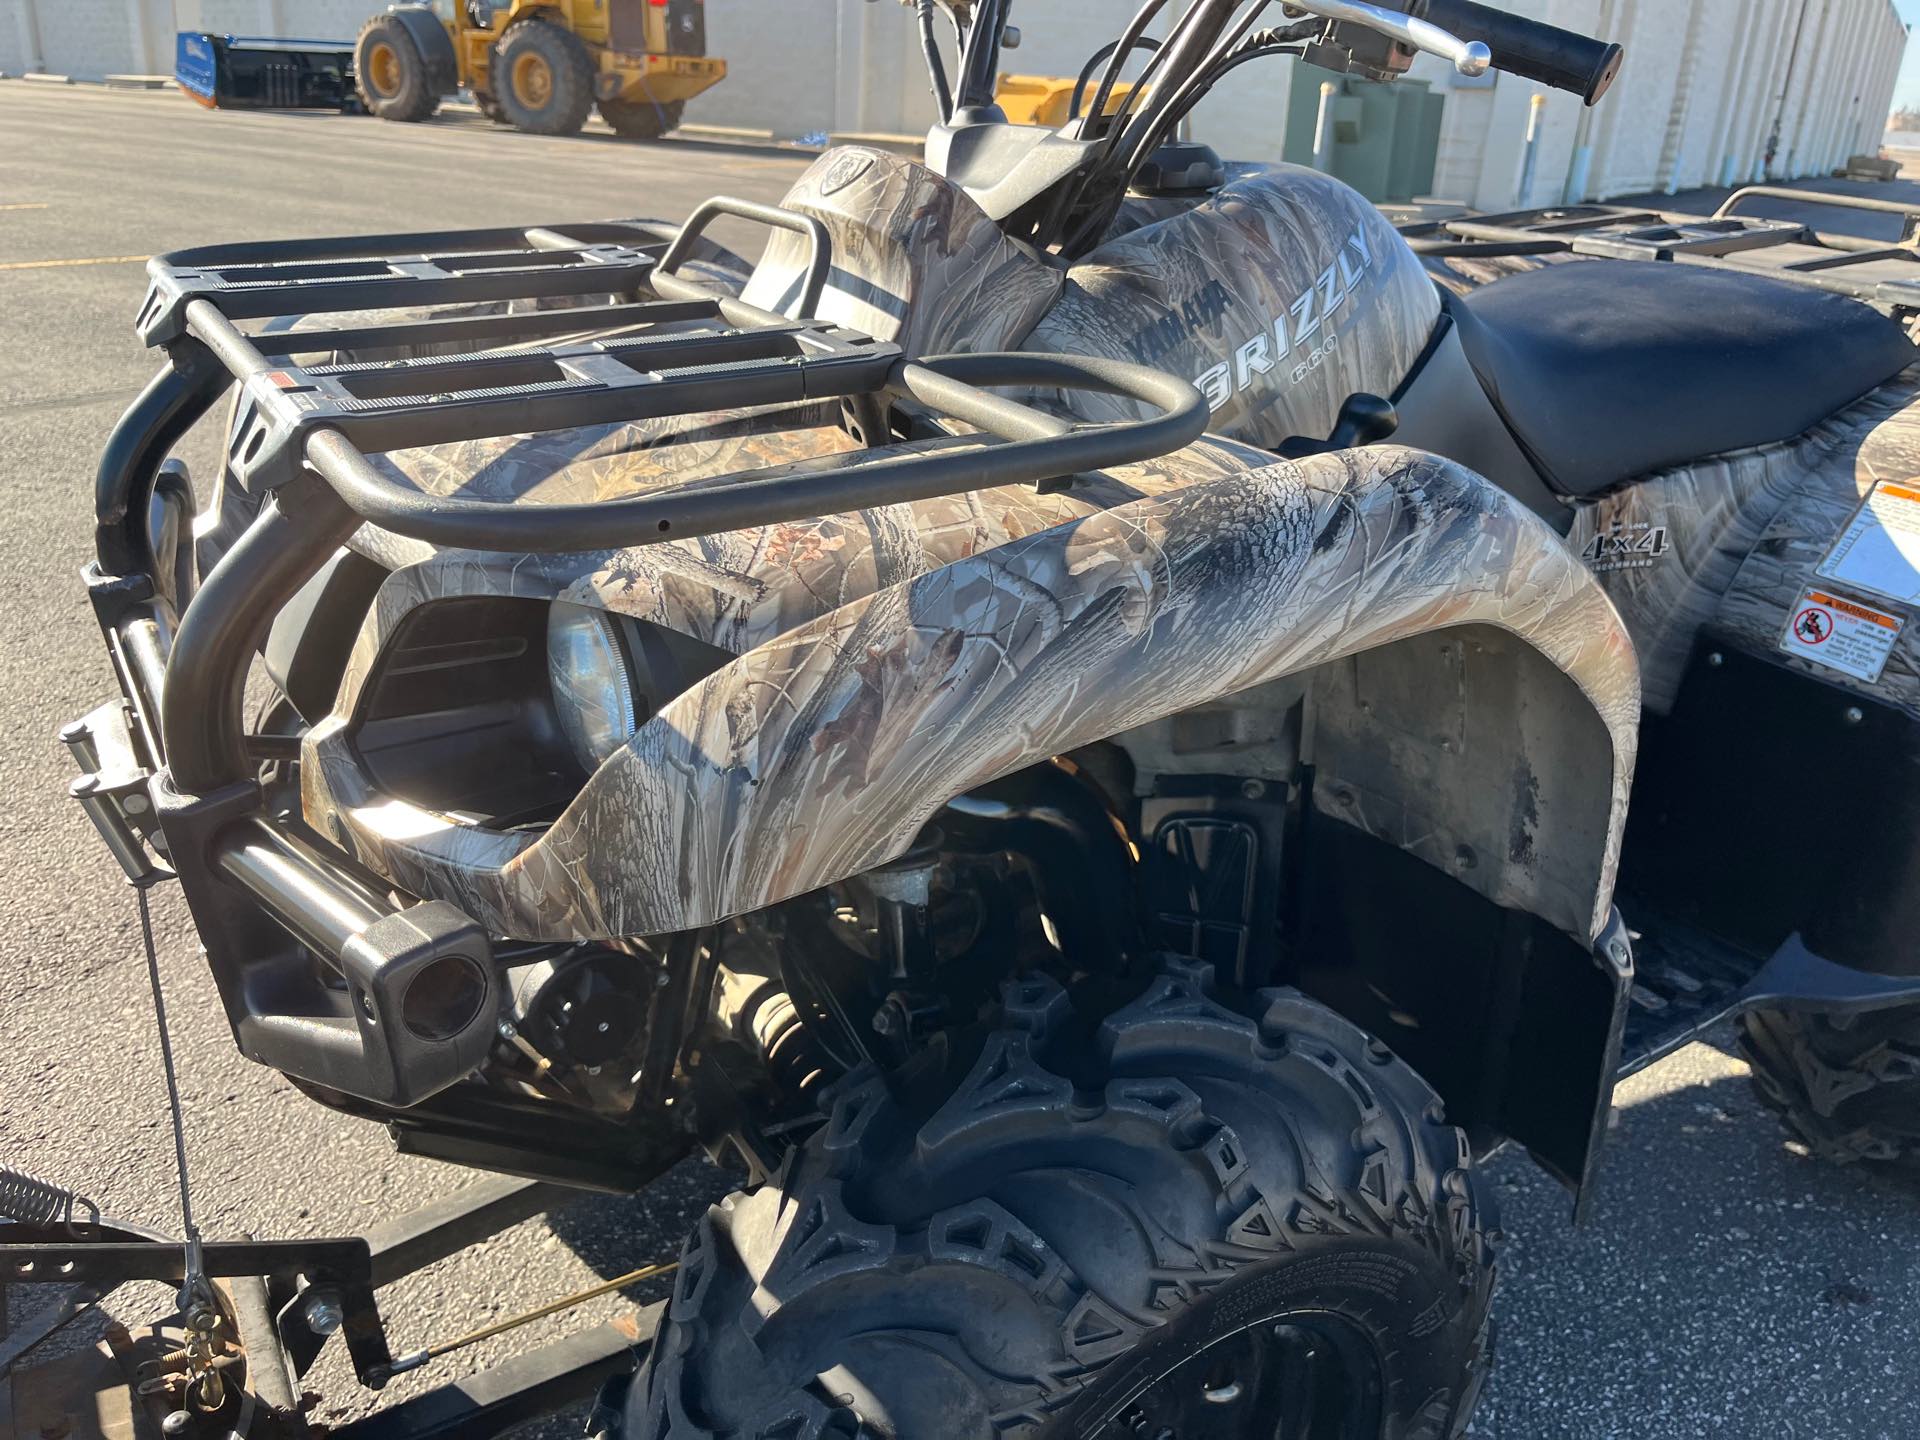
[{"xmin": 18, "ymin": 0, "xmax": 1913, "ymax": 1437}]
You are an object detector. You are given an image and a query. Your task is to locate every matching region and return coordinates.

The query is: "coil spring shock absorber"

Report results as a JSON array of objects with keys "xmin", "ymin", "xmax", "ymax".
[{"xmin": 743, "ymin": 986, "xmax": 836, "ymax": 1099}]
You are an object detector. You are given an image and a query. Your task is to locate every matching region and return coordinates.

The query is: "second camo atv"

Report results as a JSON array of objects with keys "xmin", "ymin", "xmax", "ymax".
[{"xmin": 26, "ymin": 0, "xmax": 1920, "ymax": 1435}]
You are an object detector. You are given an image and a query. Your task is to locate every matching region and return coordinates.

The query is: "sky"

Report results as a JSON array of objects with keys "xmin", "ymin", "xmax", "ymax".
[{"xmin": 1898, "ymin": 0, "xmax": 1920, "ymax": 110}]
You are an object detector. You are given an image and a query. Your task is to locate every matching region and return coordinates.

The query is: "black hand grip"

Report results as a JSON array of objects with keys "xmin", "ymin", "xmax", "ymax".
[{"xmin": 1421, "ymin": 0, "xmax": 1623, "ymax": 105}]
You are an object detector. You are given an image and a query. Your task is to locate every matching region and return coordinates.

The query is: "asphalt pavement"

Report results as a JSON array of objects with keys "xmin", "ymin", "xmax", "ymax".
[{"xmin": 2, "ymin": 81, "xmax": 1918, "ymax": 1439}]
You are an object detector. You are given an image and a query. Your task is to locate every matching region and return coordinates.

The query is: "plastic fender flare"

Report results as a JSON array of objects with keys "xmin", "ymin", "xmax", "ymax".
[
  {"xmin": 303, "ymin": 444, "xmax": 1641, "ymax": 946},
  {"xmin": 385, "ymin": 3, "xmax": 459, "ymax": 95}
]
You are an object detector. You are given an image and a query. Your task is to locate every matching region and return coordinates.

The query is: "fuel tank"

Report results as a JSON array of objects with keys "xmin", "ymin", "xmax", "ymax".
[{"xmin": 1028, "ymin": 163, "xmax": 1442, "ymax": 450}]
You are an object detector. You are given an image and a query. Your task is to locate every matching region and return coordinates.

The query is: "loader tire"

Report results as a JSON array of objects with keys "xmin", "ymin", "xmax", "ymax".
[
  {"xmin": 1738, "ymin": 1003, "xmax": 1920, "ymax": 1175},
  {"xmin": 626, "ymin": 966, "xmax": 1498, "ymax": 1440},
  {"xmin": 355, "ymin": 14, "xmax": 439, "ymax": 123},
  {"xmin": 495, "ymin": 21, "xmax": 595, "ymax": 137},
  {"xmin": 599, "ymin": 96, "xmax": 684, "ymax": 140}
]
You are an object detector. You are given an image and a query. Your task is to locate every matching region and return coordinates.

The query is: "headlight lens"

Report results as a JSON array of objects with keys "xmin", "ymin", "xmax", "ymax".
[{"xmin": 547, "ymin": 602, "xmax": 641, "ymax": 772}]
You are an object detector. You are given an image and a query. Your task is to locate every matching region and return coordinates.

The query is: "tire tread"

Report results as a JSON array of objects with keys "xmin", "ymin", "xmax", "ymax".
[
  {"xmin": 1738, "ymin": 1004, "xmax": 1920, "ymax": 1171},
  {"xmin": 630, "ymin": 966, "xmax": 1497, "ymax": 1439}
]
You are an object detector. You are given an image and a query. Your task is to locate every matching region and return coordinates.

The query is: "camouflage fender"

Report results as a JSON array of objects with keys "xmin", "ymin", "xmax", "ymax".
[{"xmin": 304, "ymin": 443, "xmax": 1639, "ymax": 946}]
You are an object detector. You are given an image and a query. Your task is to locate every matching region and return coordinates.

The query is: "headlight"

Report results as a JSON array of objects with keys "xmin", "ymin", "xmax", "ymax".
[{"xmin": 547, "ymin": 602, "xmax": 643, "ymax": 772}]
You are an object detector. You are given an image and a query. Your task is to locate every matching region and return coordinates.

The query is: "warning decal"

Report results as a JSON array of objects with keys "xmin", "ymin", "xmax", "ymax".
[
  {"xmin": 1816, "ymin": 480, "xmax": 1920, "ymax": 604},
  {"xmin": 1778, "ymin": 587, "xmax": 1904, "ymax": 683}
]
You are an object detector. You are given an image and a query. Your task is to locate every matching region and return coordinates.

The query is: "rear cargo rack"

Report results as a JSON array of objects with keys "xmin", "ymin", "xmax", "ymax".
[
  {"xmin": 95, "ymin": 210, "xmax": 1208, "ymax": 794},
  {"xmin": 1395, "ymin": 191, "xmax": 1920, "ymax": 314}
]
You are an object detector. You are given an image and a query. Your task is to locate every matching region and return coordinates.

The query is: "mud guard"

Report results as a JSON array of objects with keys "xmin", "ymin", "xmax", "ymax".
[{"xmin": 384, "ymin": 4, "xmax": 459, "ymax": 97}]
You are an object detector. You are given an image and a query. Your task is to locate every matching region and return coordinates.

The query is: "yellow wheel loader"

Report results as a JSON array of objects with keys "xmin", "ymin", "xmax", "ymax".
[{"xmin": 355, "ymin": 0, "xmax": 726, "ymax": 139}]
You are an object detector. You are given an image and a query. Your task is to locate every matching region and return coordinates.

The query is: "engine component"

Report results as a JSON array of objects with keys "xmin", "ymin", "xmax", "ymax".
[
  {"xmin": 504, "ymin": 947, "xmax": 650, "ymax": 1110},
  {"xmin": 740, "ymin": 984, "xmax": 836, "ymax": 1100},
  {"xmin": 941, "ymin": 762, "xmax": 1140, "ymax": 970}
]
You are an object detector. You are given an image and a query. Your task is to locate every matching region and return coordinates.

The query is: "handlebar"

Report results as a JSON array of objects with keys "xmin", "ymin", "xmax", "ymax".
[{"xmin": 1419, "ymin": 0, "xmax": 1623, "ymax": 105}]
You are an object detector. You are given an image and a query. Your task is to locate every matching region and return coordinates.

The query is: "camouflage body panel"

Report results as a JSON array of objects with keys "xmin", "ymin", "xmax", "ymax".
[
  {"xmin": 303, "ymin": 441, "xmax": 1639, "ymax": 946},
  {"xmin": 1405, "ymin": 232, "xmax": 1920, "ymax": 715},
  {"xmin": 1028, "ymin": 163, "xmax": 1441, "ymax": 451},
  {"xmin": 741, "ymin": 147, "xmax": 1063, "ymax": 355},
  {"xmin": 1572, "ymin": 370, "xmax": 1920, "ymax": 716}
]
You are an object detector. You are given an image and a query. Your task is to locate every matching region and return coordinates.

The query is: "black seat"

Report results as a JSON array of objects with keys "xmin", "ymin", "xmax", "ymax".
[{"xmin": 1449, "ymin": 259, "xmax": 1916, "ymax": 498}]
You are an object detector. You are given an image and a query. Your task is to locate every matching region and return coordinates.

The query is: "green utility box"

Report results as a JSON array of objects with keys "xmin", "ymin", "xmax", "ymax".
[{"xmin": 1281, "ymin": 65, "xmax": 1444, "ymax": 202}]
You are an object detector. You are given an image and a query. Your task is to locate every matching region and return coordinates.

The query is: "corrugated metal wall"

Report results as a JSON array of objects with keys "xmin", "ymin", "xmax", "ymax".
[
  {"xmin": 3, "ymin": 0, "xmax": 1907, "ymax": 207},
  {"xmin": 1414, "ymin": 0, "xmax": 1908, "ymax": 207}
]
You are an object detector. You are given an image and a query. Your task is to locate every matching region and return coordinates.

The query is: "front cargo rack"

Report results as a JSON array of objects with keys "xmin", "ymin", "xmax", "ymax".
[
  {"xmin": 134, "ymin": 206, "xmax": 1207, "ymax": 555},
  {"xmin": 1392, "ymin": 186, "xmax": 1920, "ymax": 316},
  {"xmin": 93, "ymin": 205, "xmax": 1208, "ymax": 795}
]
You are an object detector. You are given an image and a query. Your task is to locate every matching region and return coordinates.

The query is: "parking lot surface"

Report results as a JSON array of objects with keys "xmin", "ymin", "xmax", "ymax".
[{"xmin": 2, "ymin": 81, "xmax": 1917, "ymax": 1438}]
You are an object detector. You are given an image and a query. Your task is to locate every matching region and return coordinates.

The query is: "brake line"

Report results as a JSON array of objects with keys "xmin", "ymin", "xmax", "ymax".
[
  {"xmin": 136, "ymin": 881, "xmax": 235, "ymax": 1423},
  {"xmin": 136, "ymin": 884, "xmax": 213, "ymax": 1321}
]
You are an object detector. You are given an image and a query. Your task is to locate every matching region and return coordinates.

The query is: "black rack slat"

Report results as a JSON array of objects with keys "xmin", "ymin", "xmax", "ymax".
[
  {"xmin": 220, "ymin": 308, "xmax": 896, "ymax": 463},
  {"xmin": 138, "ymin": 221, "xmax": 675, "ymax": 346},
  {"xmin": 244, "ymin": 298, "xmax": 740, "ymax": 360},
  {"xmin": 142, "ymin": 249, "xmax": 661, "ymax": 342}
]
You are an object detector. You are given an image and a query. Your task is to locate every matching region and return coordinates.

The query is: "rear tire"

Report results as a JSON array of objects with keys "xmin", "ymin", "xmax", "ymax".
[
  {"xmin": 494, "ymin": 21, "xmax": 595, "ymax": 137},
  {"xmin": 354, "ymin": 14, "xmax": 440, "ymax": 123},
  {"xmin": 1738, "ymin": 1004, "xmax": 1920, "ymax": 1174},
  {"xmin": 599, "ymin": 96, "xmax": 684, "ymax": 140},
  {"xmin": 627, "ymin": 966, "xmax": 1498, "ymax": 1439}
]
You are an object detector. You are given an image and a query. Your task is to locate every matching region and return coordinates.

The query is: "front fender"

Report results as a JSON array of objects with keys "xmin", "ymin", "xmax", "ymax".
[
  {"xmin": 306, "ymin": 444, "xmax": 1639, "ymax": 943},
  {"xmin": 385, "ymin": 4, "xmax": 458, "ymax": 95}
]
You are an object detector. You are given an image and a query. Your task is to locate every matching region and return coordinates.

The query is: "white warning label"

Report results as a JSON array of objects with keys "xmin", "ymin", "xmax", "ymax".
[
  {"xmin": 1778, "ymin": 587, "xmax": 1904, "ymax": 683},
  {"xmin": 1816, "ymin": 480, "xmax": 1920, "ymax": 604}
]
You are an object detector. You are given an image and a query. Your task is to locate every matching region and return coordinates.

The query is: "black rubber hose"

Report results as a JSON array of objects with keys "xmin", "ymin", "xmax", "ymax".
[
  {"xmin": 1070, "ymin": 34, "xmax": 1161, "ymax": 122},
  {"xmin": 915, "ymin": 0, "xmax": 953, "ymax": 122},
  {"xmin": 1082, "ymin": 0, "xmax": 1173, "ymax": 142}
]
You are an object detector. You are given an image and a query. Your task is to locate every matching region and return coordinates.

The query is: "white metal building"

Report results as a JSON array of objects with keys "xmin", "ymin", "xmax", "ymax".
[
  {"xmin": 2, "ymin": 0, "xmax": 1907, "ymax": 205},
  {"xmin": 1416, "ymin": 0, "xmax": 1913, "ymax": 207}
]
